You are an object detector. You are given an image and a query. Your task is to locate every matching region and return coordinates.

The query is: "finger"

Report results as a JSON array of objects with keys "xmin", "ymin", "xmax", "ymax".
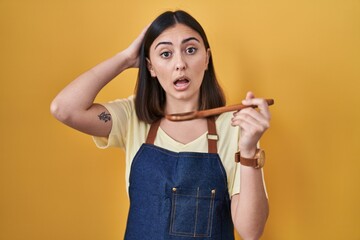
[
  {"xmin": 232, "ymin": 110, "xmax": 263, "ymax": 128},
  {"xmin": 241, "ymin": 98, "xmax": 271, "ymax": 120},
  {"xmin": 132, "ymin": 24, "xmax": 151, "ymax": 48},
  {"xmin": 245, "ymin": 91, "xmax": 255, "ymax": 100},
  {"xmin": 232, "ymin": 112, "xmax": 259, "ymax": 127},
  {"xmin": 135, "ymin": 25, "xmax": 149, "ymax": 43},
  {"xmin": 231, "ymin": 91, "xmax": 254, "ymax": 115},
  {"xmin": 233, "ymin": 108, "xmax": 270, "ymax": 130},
  {"xmin": 232, "ymin": 113, "xmax": 269, "ymax": 135},
  {"xmin": 140, "ymin": 24, "xmax": 151, "ymax": 36},
  {"xmin": 234, "ymin": 107, "xmax": 269, "ymax": 126}
]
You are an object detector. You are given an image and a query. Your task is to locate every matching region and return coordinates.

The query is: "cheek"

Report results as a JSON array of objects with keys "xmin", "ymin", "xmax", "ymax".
[
  {"xmin": 192, "ymin": 59, "xmax": 208, "ymax": 78},
  {"xmin": 151, "ymin": 64, "xmax": 172, "ymax": 87},
  {"xmin": 156, "ymin": 76, "xmax": 172, "ymax": 93},
  {"xmin": 151, "ymin": 59, "xmax": 169, "ymax": 73},
  {"xmin": 153, "ymin": 65, "xmax": 170, "ymax": 80},
  {"xmin": 192, "ymin": 53, "xmax": 208, "ymax": 70}
]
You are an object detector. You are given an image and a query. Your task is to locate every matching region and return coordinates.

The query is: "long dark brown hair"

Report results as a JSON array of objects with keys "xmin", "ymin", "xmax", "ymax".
[{"xmin": 135, "ymin": 10, "xmax": 226, "ymax": 123}]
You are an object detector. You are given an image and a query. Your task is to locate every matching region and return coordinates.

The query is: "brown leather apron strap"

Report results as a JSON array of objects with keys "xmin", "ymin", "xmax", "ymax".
[
  {"xmin": 146, "ymin": 119, "xmax": 161, "ymax": 144},
  {"xmin": 145, "ymin": 117, "xmax": 218, "ymax": 154},
  {"xmin": 207, "ymin": 117, "xmax": 218, "ymax": 154}
]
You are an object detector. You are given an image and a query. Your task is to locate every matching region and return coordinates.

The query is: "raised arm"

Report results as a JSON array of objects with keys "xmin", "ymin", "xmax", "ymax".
[
  {"xmin": 230, "ymin": 91, "xmax": 270, "ymax": 239},
  {"xmin": 50, "ymin": 26, "xmax": 147, "ymax": 137}
]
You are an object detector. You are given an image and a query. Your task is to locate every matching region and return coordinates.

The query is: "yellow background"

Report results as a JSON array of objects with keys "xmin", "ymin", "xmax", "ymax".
[{"xmin": 1, "ymin": 0, "xmax": 359, "ymax": 239}]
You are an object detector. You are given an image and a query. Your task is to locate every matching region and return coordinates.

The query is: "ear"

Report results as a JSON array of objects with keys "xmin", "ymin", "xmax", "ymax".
[
  {"xmin": 146, "ymin": 58, "xmax": 157, "ymax": 77},
  {"xmin": 205, "ymin": 48, "xmax": 211, "ymax": 70}
]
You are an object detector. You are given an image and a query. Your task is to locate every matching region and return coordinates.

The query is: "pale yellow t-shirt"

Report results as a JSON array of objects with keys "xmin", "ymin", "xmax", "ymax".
[{"xmin": 93, "ymin": 95, "xmax": 242, "ymax": 196}]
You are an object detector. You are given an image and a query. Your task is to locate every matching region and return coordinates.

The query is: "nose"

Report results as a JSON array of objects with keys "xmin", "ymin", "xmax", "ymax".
[{"xmin": 175, "ymin": 54, "xmax": 186, "ymax": 71}]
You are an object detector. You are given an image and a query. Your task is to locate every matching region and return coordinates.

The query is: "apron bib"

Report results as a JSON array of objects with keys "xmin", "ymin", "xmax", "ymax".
[{"xmin": 124, "ymin": 117, "xmax": 234, "ymax": 239}]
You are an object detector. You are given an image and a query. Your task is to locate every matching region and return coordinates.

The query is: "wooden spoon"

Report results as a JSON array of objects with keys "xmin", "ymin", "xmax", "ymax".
[{"xmin": 165, "ymin": 99, "xmax": 274, "ymax": 121}]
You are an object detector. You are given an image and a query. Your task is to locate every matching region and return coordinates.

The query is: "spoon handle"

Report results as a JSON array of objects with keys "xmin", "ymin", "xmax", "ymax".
[
  {"xmin": 166, "ymin": 99, "xmax": 274, "ymax": 121},
  {"xmin": 196, "ymin": 99, "xmax": 274, "ymax": 118}
]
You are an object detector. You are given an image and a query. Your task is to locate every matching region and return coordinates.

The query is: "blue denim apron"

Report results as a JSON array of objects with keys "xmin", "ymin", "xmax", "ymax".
[{"xmin": 124, "ymin": 117, "xmax": 234, "ymax": 239}]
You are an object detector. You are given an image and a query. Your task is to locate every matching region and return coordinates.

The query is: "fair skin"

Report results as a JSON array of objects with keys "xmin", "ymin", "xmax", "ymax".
[{"xmin": 51, "ymin": 23, "xmax": 269, "ymax": 239}]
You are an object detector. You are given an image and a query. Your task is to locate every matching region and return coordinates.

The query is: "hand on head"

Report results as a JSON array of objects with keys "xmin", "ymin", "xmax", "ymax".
[{"xmin": 123, "ymin": 24, "xmax": 150, "ymax": 68}]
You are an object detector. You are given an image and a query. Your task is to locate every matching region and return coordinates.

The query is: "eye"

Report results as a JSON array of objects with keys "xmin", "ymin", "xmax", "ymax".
[
  {"xmin": 186, "ymin": 47, "xmax": 197, "ymax": 55},
  {"xmin": 160, "ymin": 51, "xmax": 172, "ymax": 58}
]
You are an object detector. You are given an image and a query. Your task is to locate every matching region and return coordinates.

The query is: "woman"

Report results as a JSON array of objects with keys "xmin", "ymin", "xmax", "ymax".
[{"xmin": 51, "ymin": 10, "xmax": 270, "ymax": 240}]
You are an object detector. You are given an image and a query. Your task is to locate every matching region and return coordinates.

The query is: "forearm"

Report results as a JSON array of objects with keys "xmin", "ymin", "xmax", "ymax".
[
  {"xmin": 51, "ymin": 51, "xmax": 132, "ymax": 119},
  {"xmin": 231, "ymin": 166, "xmax": 269, "ymax": 240},
  {"xmin": 230, "ymin": 93, "xmax": 271, "ymax": 239}
]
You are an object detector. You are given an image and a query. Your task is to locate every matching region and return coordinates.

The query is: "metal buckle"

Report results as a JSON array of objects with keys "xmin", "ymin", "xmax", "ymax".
[{"xmin": 207, "ymin": 134, "xmax": 219, "ymax": 141}]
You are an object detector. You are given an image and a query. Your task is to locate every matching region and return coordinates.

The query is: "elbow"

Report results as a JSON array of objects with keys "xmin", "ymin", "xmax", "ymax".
[
  {"xmin": 234, "ymin": 208, "xmax": 269, "ymax": 240},
  {"xmin": 235, "ymin": 220, "xmax": 267, "ymax": 240},
  {"xmin": 50, "ymin": 98, "xmax": 71, "ymax": 123},
  {"xmin": 237, "ymin": 226, "xmax": 266, "ymax": 240}
]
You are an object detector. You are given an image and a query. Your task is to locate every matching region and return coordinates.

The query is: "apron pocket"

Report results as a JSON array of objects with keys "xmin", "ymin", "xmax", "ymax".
[{"xmin": 169, "ymin": 187, "xmax": 216, "ymax": 237}]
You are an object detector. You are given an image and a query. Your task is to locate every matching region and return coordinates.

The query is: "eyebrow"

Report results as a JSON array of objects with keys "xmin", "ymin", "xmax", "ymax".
[{"xmin": 154, "ymin": 37, "xmax": 200, "ymax": 49}]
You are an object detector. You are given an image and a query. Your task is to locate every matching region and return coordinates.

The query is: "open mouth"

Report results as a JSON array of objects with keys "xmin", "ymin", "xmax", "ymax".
[{"xmin": 174, "ymin": 77, "xmax": 190, "ymax": 88}]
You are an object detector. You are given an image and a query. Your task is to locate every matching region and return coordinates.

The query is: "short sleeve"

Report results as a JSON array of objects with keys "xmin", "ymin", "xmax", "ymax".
[
  {"xmin": 231, "ymin": 163, "xmax": 241, "ymax": 196},
  {"xmin": 92, "ymin": 96, "xmax": 135, "ymax": 149}
]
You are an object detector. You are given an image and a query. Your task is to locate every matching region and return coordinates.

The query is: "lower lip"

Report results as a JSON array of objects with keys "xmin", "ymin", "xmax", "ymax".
[{"xmin": 174, "ymin": 80, "xmax": 190, "ymax": 91}]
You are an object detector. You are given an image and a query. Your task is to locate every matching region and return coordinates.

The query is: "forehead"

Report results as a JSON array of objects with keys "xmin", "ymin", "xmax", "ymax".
[{"xmin": 151, "ymin": 24, "xmax": 204, "ymax": 49}]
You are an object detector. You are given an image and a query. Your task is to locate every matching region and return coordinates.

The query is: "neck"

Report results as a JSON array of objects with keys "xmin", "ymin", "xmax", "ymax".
[{"xmin": 164, "ymin": 96, "xmax": 199, "ymax": 115}]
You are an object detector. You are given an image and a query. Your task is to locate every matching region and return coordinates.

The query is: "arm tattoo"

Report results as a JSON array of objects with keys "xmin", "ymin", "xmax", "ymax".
[{"xmin": 98, "ymin": 112, "xmax": 111, "ymax": 123}]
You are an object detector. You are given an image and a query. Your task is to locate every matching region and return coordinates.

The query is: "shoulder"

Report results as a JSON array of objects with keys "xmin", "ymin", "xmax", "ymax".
[
  {"xmin": 99, "ymin": 95, "xmax": 135, "ymax": 122},
  {"xmin": 216, "ymin": 111, "xmax": 233, "ymax": 123},
  {"xmin": 105, "ymin": 95, "xmax": 135, "ymax": 112},
  {"xmin": 216, "ymin": 112, "xmax": 237, "ymax": 135}
]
